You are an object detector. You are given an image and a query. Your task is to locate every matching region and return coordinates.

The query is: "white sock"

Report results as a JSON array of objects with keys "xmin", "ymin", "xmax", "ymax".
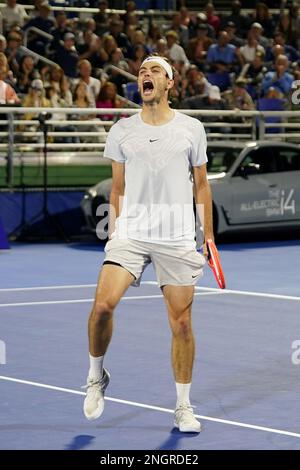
[
  {"xmin": 89, "ymin": 353, "xmax": 104, "ymax": 381},
  {"xmin": 176, "ymin": 382, "xmax": 191, "ymax": 407}
]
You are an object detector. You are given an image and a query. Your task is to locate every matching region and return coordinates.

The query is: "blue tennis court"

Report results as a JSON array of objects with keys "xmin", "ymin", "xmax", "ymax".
[{"xmin": 0, "ymin": 240, "xmax": 300, "ymax": 450}]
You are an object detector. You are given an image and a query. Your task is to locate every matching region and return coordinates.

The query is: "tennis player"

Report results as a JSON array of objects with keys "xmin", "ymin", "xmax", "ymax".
[{"xmin": 83, "ymin": 55, "xmax": 214, "ymax": 433}]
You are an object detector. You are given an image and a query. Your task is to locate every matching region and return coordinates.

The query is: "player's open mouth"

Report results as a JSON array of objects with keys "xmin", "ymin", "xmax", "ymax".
[{"xmin": 143, "ymin": 80, "xmax": 154, "ymax": 95}]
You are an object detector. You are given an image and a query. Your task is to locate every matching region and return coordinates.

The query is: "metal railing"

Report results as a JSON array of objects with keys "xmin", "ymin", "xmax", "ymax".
[
  {"xmin": 19, "ymin": 45, "xmax": 59, "ymax": 68},
  {"xmin": 0, "ymin": 2, "xmax": 178, "ymax": 17},
  {"xmin": 0, "ymin": 2, "xmax": 288, "ymax": 15},
  {"xmin": 23, "ymin": 26, "xmax": 53, "ymax": 48},
  {"xmin": 1, "ymin": 107, "xmax": 300, "ymax": 187}
]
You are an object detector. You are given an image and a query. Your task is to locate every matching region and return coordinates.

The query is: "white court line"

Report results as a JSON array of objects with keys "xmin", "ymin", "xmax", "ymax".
[
  {"xmin": 0, "ymin": 280, "xmax": 299, "ymax": 302},
  {"xmin": 195, "ymin": 286, "xmax": 300, "ymax": 302},
  {"xmin": 0, "ymin": 284, "xmax": 96, "ymax": 292},
  {"xmin": 0, "ymin": 281, "xmax": 153, "ymax": 292},
  {"xmin": 1, "ymin": 375, "xmax": 300, "ymax": 440},
  {"xmin": 0, "ymin": 291, "xmax": 221, "ymax": 308}
]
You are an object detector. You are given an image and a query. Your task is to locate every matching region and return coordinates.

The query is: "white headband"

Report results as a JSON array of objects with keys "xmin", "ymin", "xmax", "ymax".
[{"xmin": 141, "ymin": 56, "xmax": 173, "ymax": 80}]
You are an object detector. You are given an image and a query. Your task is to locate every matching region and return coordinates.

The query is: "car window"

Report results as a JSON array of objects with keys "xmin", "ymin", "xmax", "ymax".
[
  {"xmin": 277, "ymin": 147, "xmax": 300, "ymax": 171},
  {"xmin": 207, "ymin": 147, "xmax": 240, "ymax": 173},
  {"xmin": 238, "ymin": 147, "xmax": 279, "ymax": 174}
]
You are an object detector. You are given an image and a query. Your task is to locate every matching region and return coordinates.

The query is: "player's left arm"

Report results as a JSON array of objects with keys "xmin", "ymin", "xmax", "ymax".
[{"xmin": 193, "ymin": 163, "xmax": 214, "ymax": 257}]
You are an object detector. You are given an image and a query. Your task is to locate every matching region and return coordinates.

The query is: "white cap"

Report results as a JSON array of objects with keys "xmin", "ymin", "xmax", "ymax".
[
  {"xmin": 252, "ymin": 22, "xmax": 263, "ymax": 29},
  {"xmin": 31, "ymin": 79, "xmax": 43, "ymax": 90}
]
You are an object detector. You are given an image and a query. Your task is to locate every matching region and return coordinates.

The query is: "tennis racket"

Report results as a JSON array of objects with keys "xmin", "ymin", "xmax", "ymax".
[{"xmin": 206, "ymin": 239, "xmax": 226, "ymax": 289}]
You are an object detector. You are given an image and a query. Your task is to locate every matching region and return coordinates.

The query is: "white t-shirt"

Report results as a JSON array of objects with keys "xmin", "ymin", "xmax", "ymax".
[
  {"xmin": 2, "ymin": 5, "xmax": 28, "ymax": 30},
  {"xmin": 240, "ymin": 44, "xmax": 265, "ymax": 62},
  {"xmin": 103, "ymin": 110, "xmax": 207, "ymax": 246}
]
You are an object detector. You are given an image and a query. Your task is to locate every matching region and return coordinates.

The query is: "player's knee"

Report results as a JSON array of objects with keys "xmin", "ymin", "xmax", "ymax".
[
  {"xmin": 172, "ymin": 314, "xmax": 192, "ymax": 339},
  {"xmin": 92, "ymin": 301, "xmax": 114, "ymax": 323}
]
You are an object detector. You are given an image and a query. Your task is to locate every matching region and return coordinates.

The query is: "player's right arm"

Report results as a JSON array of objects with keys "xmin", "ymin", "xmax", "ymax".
[{"xmin": 108, "ymin": 161, "xmax": 125, "ymax": 239}]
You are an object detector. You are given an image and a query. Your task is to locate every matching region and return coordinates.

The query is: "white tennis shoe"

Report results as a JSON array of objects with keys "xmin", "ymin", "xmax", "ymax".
[
  {"xmin": 83, "ymin": 368, "xmax": 110, "ymax": 420},
  {"xmin": 174, "ymin": 404, "xmax": 202, "ymax": 433}
]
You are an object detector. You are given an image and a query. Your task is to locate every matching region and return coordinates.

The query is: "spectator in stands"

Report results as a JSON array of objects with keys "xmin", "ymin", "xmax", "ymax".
[
  {"xmin": 77, "ymin": 59, "xmax": 101, "ymax": 106},
  {"xmin": 278, "ymin": 14, "xmax": 295, "ymax": 46},
  {"xmin": 23, "ymin": 3, "xmax": 54, "ymax": 56},
  {"xmin": 73, "ymin": 81, "xmax": 93, "ymax": 110},
  {"xmin": 181, "ymin": 83, "xmax": 225, "ymax": 111},
  {"xmin": 224, "ymin": 77, "xmax": 255, "ymax": 111},
  {"xmin": 179, "ymin": 6, "xmax": 191, "ymax": 28},
  {"xmin": 225, "ymin": 21, "xmax": 245, "ymax": 48},
  {"xmin": 77, "ymin": 29, "xmax": 99, "ymax": 60},
  {"xmin": 83, "ymin": 18, "xmax": 98, "ymax": 43},
  {"xmin": 181, "ymin": 83, "xmax": 229, "ymax": 133},
  {"xmin": 123, "ymin": 11, "xmax": 139, "ymax": 30},
  {"xmin": 124, "ymin": 24, "xmax": 136, "ymax": 45},
  {"xmin": 205, "ymin": 3, "xmax": 221, "ymax": 34},
  {"xmin": 1, "ymin": 0, "xmax": 28, "ymax": 33},
  {"xmin": 42, "ymin": 65, "xmax": 72, "ymax": 105},
  {"xmin": 122, "ymin": 1, "xmax": 139, "ymax": 29},
  {"xmin": 267, "ymin": 44, "xmax": 285, "ymax": 66},
  {"xmin": 0, "ymin": 35, "xmax": 7, "ymax": 53},
  {"xmin": 223, "ymin": 76, "xmax": 254, "ymax": 132},
  {"xmin": 155, "ymin": 38, "xmax": 169, "ymax": 58},
  {"xmin": 147, "ymin": 23, "xmax": 162, "ymax": 53},
  {"xmin": 251, "ymin": 2, "xmax": 275, "ymax": 38},
  {"xmin": 244, "ymin": 51, "xmax": 267, "ymax": 97},
  {"xmin": 44, "ymin": 84, "xmax": 75, "ymax": 144},
  {"xmin": 189, "ymin": 13, "xmax": 215, "ymax": 40},
  {"xmin": 128, "ymin": 29, "xmax": 150, "ymax": 60},
  {"xmin": 87, "ymin": 36, "xmax": 109, "ymax": 71},
  {"xmin": 73, "ymin": 80, "xmax": 103, "ymax": 143},
  {"xmin": 267, "ymin": 31, "xmax": 300, "ymax": 63},
  {"xmin": 94, "ymin": 0, "xmax": 109, "ymax": 36},
  {"xmin": 16, "ymin": 55, "xmax": 39, "ymax": 94},
  {"xmin": 103, "ymin": 34, "xmax": 118, "ymax": 58},
  {"xmin": 55, "ymin": 32, "xmax": 79, "ymax": 79},
  {"xmin": 108, "ymin": 19, "xmax": 131, "ymax": 58},
  {"xmin": 240, "ymin": 31, "xmax": 265, "ymax": 63},
  {"xmin": 167, "ymin": 13, "xmax": 189, "ymax": 48},
  {"xmin": 286, "ymin": 2, "xmax": 300, "ymax": 49},
  {"xmin": 250, "ymin": 22, "xmax": 269, "ymax": 49},
  {"xmin": 221, "ymin": 0, "xmax": 249, "ymax": 38},
  {"xmin": 21, "ymin": 78, "xmax": 51, "ymax": 135},
  {"xmin": 180, "ymin": 65, "xmax": 209, "ymax": 99},
  {"xmin": 128, "ymin": 43, "xmax": 145, "ymax": 76},
  {"xmin": 50, "ymin": 11, "xmax": 72, "ymax": 51},
  {"xmin": 106, "ymin": 47, "xmax": 129, "ymax": 95},
  {"xmin": 28, "ymin": 0, "xmax": 45, "ymax": 20},
  {"xmin": 0, "ymin": 52, "xmax": 20, "ymax": 103},
  {"xmin": 166, "ymin": 67, "xmax": 183, "ymax": 109},
  {"xmin": 186, "ymin": 24, "xmax": 213, "ymax": 70},
  {"xmin": 96, "ymin": 81, "xmax": 125, "ymax": 120},
  {"xmin": 207, "ymin": 30, "xmax": 241, "ymax": 71},
  {"xmin": 5, "ymin": 30, "xmax": 24, "ymax": 75},
  {"xmin": 261, "ymin": 54, "xmax": 294, "ymax": 96},
  {"xmin": 166, "ymin": 30, "xmax": 190, "ymax": 69}
]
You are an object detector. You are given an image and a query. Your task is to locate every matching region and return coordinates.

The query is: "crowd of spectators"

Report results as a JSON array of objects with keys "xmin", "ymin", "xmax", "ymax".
[{"xmin": 0, "ymin": 0, "xmax": 300, "ymax": 133}]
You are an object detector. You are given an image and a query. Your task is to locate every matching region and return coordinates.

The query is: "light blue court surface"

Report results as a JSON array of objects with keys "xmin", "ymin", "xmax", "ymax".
[{"xmin": 0, "ymin": 240, "xmax": 300, "ymax": 450}]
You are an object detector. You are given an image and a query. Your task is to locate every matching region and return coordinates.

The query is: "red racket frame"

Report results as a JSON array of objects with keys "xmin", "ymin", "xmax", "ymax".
[{"xmin": 206, "ymin": 239, "xmax": 226, "ymax": 289}]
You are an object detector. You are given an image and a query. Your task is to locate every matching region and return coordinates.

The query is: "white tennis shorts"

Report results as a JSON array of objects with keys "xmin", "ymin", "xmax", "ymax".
[{"xmin": 103, "ymin": 238, "xmax": 206, "ymax": 287}]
